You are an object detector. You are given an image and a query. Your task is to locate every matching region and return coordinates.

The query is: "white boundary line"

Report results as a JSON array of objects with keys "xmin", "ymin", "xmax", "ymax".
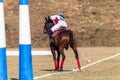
[
  {"xmin": 34, "ymin": 52, "xmax": 120, "ymax": 80},
  {"xmin": 6, "ymin": 51, "xmax": 52, "ymax": 56}
]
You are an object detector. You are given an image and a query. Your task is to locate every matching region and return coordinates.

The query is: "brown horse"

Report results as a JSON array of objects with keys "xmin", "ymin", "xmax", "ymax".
[{"xmin": 43, "ymin": 16, "xmax": 81, "ymax": 71}]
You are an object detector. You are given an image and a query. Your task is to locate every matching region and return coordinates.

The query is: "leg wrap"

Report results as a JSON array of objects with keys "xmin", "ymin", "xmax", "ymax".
[
  {"xmin": 77, "ymin": 59, "xmax": 81, "ymax": 69},
  {"xmin": 60, "ymin": 59, "xmax": 65, "ymax": 68},
  {"xmin": 54, "ymin": 60, "xmax": 58, "ymax": 69}
]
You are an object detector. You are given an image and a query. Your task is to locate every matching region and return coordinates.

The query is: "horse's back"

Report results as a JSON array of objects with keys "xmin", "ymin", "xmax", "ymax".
[{"xmin": 57, "ymin": 29, "xmax": 70, "ymax": 40}]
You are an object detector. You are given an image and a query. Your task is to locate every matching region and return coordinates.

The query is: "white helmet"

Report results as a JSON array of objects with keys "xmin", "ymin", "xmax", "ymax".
[{"xmin": 58, "ymin": 13, "xmax": 64, "ymax": 18}]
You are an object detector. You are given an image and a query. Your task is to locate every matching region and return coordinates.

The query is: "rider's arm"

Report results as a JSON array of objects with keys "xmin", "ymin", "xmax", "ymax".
[{"xmin": 50, "ymin": 15, "xmax": 59, "ymax": 24}]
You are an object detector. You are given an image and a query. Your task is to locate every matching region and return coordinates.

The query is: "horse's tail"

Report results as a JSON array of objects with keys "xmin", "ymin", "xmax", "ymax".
[
  {"xmin": 58, "ymin": 29, "xmax": 74, "ymax": 50},
  {"xmin": 61, "ymin": 37, "xmax": 70, "ymax": 50}
]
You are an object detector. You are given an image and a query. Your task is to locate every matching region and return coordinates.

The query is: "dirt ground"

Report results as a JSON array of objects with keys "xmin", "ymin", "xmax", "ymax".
[{"xmin": 7, "ymin": 47, "xmax": 120, "ymax": 80}]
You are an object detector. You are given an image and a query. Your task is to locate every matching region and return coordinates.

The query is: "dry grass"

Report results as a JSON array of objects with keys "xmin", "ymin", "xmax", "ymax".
[{"xmin": 7, "ymin": 47, "xmax": 120, "ymax": 80}]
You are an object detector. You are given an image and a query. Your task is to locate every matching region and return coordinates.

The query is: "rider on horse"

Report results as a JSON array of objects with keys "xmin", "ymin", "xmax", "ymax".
[
  {"xmin": 49, "ymin": 13, "xmax": 68, "ymax": 43},
  {"xmin": 43, "ymin": 14, "xmax": 81, "ymax": 71}
]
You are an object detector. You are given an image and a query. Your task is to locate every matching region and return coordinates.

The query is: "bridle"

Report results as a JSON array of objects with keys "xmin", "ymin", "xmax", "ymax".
[{"xmin": 43, "ymin": 17, "xmax": 54, "ymax": 34}]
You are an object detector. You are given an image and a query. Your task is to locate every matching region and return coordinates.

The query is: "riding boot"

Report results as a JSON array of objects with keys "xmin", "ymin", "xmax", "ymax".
[
  {"xmin": 49, "ymin": 30, "xmax": 54, "ymax": 43},
  {"xmin": 50, "ymin": 35, "xmax": 54, "ymax": 43}
]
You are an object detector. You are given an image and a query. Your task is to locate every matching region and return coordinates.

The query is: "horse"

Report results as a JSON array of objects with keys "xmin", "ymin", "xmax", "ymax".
[{"xmin": 43, "ymin": 16, "xmax": 81, "ymax": 71}]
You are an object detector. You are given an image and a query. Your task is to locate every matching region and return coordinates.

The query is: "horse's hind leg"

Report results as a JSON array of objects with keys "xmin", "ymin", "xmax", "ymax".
[
  {"xmin": 57, "ymin": 50, "xmax": 60, "ymax": 69},
  {"xmin": 51, "ymin": 48, "xmax": 59, "ymax": 70},
  {"xmin": 70, "ymin": 42, "xmax": 81, "ymax": 70},
  {"xmin": 59, "ymin": 48, "xmax": 66, "ymax": 71}
]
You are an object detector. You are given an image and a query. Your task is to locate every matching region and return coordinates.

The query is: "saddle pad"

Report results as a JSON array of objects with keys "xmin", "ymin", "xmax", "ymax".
[{"xmin": 52, "ymin": 30, "xmax": 63, "ymax": 37}]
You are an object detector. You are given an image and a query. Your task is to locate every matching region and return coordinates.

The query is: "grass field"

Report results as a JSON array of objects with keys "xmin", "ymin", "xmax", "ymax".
[{"xmin": 7, "ymin": 47, "xmax": 120, "ymax": 80}]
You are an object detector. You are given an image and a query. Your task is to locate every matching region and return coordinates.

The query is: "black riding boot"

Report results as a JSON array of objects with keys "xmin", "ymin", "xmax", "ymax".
[{"xmin": 49, "ymin": 30, "xmax": 54, "ymax": 43}]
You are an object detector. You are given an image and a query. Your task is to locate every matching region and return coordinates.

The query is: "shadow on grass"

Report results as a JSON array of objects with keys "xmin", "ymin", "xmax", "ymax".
[
  {"xmin": 40, "ymin": 69, "xmax": 73, "ymax": 72},
  {"xmin": 10, "ymin": 78, "xmax": 18, "ymax": 80}
]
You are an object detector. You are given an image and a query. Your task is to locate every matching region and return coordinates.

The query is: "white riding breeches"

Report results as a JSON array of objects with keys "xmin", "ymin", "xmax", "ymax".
[{"xmin": 51, "ymin": 20, "xmax": 67, "ymax": 32}]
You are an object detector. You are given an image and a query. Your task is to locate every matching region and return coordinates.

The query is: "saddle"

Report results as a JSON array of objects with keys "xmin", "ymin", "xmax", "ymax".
[{"xmin": 52, "ymin": 27, "xmax": 66, "ymax": 37}]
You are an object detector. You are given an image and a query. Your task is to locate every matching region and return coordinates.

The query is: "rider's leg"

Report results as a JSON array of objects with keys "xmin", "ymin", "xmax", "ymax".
[
  {"xmin": 49, "ymin": 30, "xmax": 54, "ymax": 43},
  {"xmin": 49, "ymin": 24, "xmax": 60, "ymax": 43}
]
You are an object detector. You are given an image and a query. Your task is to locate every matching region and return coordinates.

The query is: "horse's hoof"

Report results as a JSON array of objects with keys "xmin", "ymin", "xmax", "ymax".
[
  {"xmin": 59, "ymin": 67, "xmax": 63, "ymax": 71},
  {"xmin": 59, "ymin": 69, "xmax": 63, "ymax": 71},
  {"xmin": 79, "ymin": 68, "xmax": 82, "ymax": 72},
  {"xmin": 54, "ymin": 68, "xmax": 59, "ymax": 71}
]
